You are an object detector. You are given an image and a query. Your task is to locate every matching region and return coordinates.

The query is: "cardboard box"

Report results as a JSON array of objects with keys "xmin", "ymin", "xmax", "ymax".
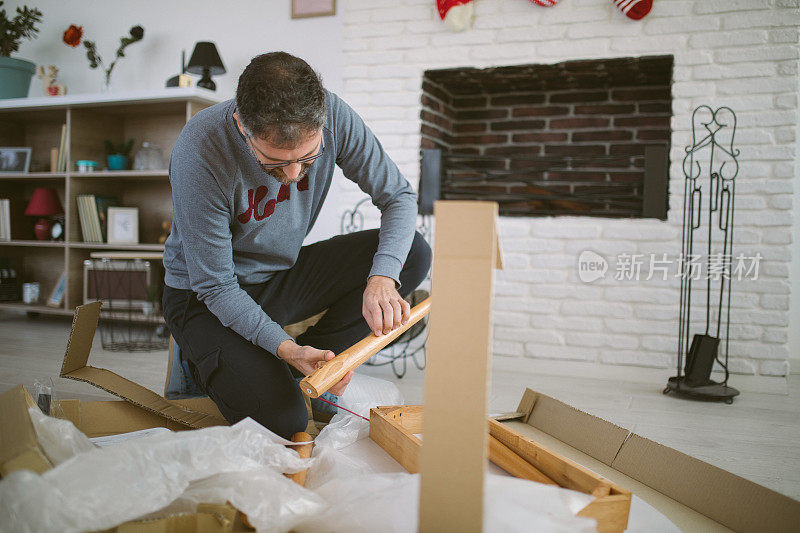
[
  {"xmin": 504, "ymin": 388, "xmax": 800, "ymax": 533},
  {"xmin": 0, "ymin": 301, "xmax": 244, "ymax": 532}
]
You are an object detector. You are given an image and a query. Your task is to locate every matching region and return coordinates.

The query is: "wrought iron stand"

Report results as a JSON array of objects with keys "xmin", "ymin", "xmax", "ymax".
[{"xmin": 664, "ymin": 106, "xmax": 740, "ymax": 404}]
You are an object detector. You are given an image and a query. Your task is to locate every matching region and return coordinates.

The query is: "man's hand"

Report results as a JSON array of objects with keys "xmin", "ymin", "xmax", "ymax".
[
  {"xmin": 362, "ymin": 275, "xmax": 411, "ymax": 337},
  {"xmin": 277, "ymin": 340, "xmax": 353, "ymax": 396}
]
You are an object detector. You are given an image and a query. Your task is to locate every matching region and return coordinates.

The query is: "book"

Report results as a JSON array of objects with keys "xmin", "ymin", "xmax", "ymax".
[
  {"xmin": 47, "ymin": 270, "xmax": 67, "ymax": 307},
  {"xmin": 94, "ymin": 196, "xmax": 119, "ymax": 242},
  {"xmin": 0, "ymin": 199, "xmax": 9, "ymax": 241},
  {"xmin": 77, "ymin": 194, "xmax": 101, "ymax": 243},
  {"xmin": 56, "ymin": 124, "xmax": 67, "ymax": 172}
]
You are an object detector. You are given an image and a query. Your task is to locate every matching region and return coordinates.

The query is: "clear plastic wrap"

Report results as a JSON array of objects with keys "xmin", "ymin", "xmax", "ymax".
[
  {"xmin": 0, "ymin": 417, "xmax": 317, "ymax": 533},
  {"xmin": 27, "ymin": 407, "xmax": 95, "ymax": 466}
]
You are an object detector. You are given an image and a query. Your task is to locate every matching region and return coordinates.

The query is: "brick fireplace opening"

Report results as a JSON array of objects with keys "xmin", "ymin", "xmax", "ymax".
[{"xmin": 419, "ymin": 55, "xmax": 673, "ymax": 219}]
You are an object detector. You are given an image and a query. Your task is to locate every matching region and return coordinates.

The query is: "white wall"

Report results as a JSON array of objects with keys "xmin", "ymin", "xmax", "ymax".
[
  {"xmin": 6, "ymin": 0, "xmax": 344, "ymax": 243},
  {"xmin": 337, "ymin": 0, "xmax": 800, "ymax": 387}
]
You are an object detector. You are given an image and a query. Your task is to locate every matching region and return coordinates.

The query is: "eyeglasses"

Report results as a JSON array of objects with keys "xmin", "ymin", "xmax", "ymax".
[{"xmin": 245, "ymin": 133, "xmax": 325, "ymax": 170}]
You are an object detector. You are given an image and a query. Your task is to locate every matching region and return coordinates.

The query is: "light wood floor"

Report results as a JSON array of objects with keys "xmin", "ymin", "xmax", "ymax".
[{"xmin": 1, "ymin": 310, "xmax": 798, "ymax": 501}]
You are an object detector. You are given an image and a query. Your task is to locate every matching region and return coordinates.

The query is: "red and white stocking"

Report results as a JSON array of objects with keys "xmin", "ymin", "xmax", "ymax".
[
  {"xmin": 612, "ymin": 0, "xmax": 652, "ymax": 20},
  {"xmin": 436, "ymin": 0, "xmax": 474, "ymax": 32},
  {"xmin": 529, "ymin": 0, "xmax": 560, "ymax": 6}
]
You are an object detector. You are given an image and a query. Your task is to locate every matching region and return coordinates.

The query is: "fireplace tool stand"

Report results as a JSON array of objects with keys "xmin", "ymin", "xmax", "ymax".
[{"xmin": 664, "ymin": 105, "xmax": 740, "ymax": 404}]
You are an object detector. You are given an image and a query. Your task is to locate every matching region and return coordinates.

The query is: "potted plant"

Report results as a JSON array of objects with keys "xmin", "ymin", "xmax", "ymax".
[
  {"xmin": 0, "ymin": 2, "xmax": 42, "ymax": 99},
  {"xmin": 104, "ymin": 139, "xmax": 134, "ymax": 170}
]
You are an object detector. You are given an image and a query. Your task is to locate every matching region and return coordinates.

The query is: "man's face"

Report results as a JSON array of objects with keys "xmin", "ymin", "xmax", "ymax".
[{"xmin": 234, "ymin": 113, "xmax": 322, "ymax": 185}]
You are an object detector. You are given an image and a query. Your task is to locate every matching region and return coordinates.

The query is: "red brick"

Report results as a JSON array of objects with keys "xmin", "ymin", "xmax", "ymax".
[
  {"xmin": 572, "ymin": 130, "xmax": 634, "ymax": 142},
  {"xmin": 490, "ymin": 94, "xmax": 546, "ymax": 106},
  {"xmin": 455, "ymin": 109, "xmax": 508, "ymax": 121},
  {"xmin": 612, "ymin": 87, "xmax": 671, "ymax": 101},
  {"xmin": 571, "ymin": 156, "xmax": 632, "ymax": 168},
  {"xmin": 490, "ymin": 119, "xmax": 547, "ymax": 131},
  {"xmin": 549, "ymin": 117, "xmax": 609, "ymax": 129},
  {"xmin": 549, "ymin": 91, "xmax": 608, "ymax": 103},
  {"xmin": 454, "ymin": 158, "xmax": 508, "ymax": 170},
  {"xmin": 512, "ymin": 132, "xmax": 569, "ymax": 143},
  {"xmin": 545, "ymin": 145, "xmax": 606, "ymax": 156},
  {"xmin": 422, "ymin": 81, "xmax": 453, "ymax": 105},
  {"xmin": 636, "ymin": 129, "xmax": 671, "ymax": 141},
  {"xmin": 573, "ymin": 104, "xmax": 636, "ymax": 115},
  {"xmin": 451, "ymin": 147, "xmax": 480, "ymax": 155},
  {"xmin": 452, "ymin": 134, "xmax": 508, "ymax": 145},
  {"xmin": 453, "ymin": 96, "xmax": 488, "ymax": 108},
  {"xmin": 609, "ymin": 144, "xmax": 645, "ymax": 156},
  {"xmin": 453, "ymin": 122, "xmax": 486, "ymax": 134},
  {"xmin": 512, "ymin": 106, "xmax": 570, "ymax": 117},
  {"xmin": 614, "ymin": 116, "xmax": 670, "ymax": 127},
  {"xmin": 485, "ymin": 145, "xmax": 542, "ymax": 156},
  {"xmin": 420, "ymin": 110, "xmax": 452, "ymax": 130},
  {"xmin": 638, "ymin": 102, "xmax": 671, "ymax": 113},
  {"xmin": 608, "ymin": 172, "xmax": 644, "ymax": 183},
  {"xmin": 545, "ymin": 171, "xmax": 606, "ymax": 181},
  {"xmin": 420, "ymin": 137, "xmax": 437, "ymax": 150}
]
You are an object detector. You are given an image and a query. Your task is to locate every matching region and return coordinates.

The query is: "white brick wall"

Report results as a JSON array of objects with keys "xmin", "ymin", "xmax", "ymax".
[{"xmin": 338, "ymin": 0, "xmax": 800, "ymax": 378}]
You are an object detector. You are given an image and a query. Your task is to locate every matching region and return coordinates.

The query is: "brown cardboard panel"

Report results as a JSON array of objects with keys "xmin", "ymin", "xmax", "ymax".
[
  {"xmin": 505, "ymin": 420, "xmax": 729, "ymax": 532},
  {"xmin": 419, "ymin": 201, "xmax": 500, "ymax": 533},
  {"xmin": 0, "ymin": 385, "xmax": 53, "ymax": 476},
  {"xmin": 72, "ymin": 401, "xmax": 191, "ymax": 437},
  {"xmin": 613, "ymin": 433, "xmax": 800, "ymax": 533},
  {"xmin": 106, "ymin": 503, "xmax": 237, "ymax": 533},
  {"xmin": 63, "ymin": 366, "xmax": 225, "ymax": 429},
  {"xmin": 60, "ymin": 301, "xmax": 101, "ymax": 375},
  {"xmin": 59, "ymin": 302, "xmax": 227, "ymax": 430},
  {"xmin": 171, "ymin": 397, "xmax": 225, "ymax": 420},
  {"xmin": 520, "ymin": 389, "xmax": 629, "ymax": 466}
]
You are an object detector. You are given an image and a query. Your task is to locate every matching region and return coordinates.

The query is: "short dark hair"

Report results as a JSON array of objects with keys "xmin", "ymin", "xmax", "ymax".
[{"xmin": 236, "ymin": 52, "xmax": 326, "ymax": 148}]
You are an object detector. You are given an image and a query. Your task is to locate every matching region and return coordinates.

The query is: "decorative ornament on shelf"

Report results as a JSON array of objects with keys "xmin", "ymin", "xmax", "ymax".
[
  {"xmin": 25, "ymin": 187, "xmax": 63, "ymax": 241},
  {"xmin": 104, "ymin": 139, "xmax": 134, "ymax": 171},
  {"xmin": 186, "ymin": 42, "xmax": 225, "ymax": 91},
  {"xmin": 35, "ymin": 65, "xmax": 66, "ymax": 96},
  {"xmin": 165, "ymin": 50, "xmax": 192, "ymax": 88},
  {"xmin": 612, "ymin": 0, "xmax": 652, "ymax": 20},
  {"xmin": 0, "ymin": 1, "xmax": 43, "ymax": 99},
  {"xmin": 436, "ymin": 0, "xmax": 474, "ymax": 33},
  {"xmin": 63, "ymin": 24, "xmax": 145, "ymax": 92}
]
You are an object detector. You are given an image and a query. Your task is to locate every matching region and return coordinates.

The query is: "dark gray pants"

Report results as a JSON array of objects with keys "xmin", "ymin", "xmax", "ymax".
[{"xmin": 162, "ymin": 229, "xmax": 431, "ymax": 438}]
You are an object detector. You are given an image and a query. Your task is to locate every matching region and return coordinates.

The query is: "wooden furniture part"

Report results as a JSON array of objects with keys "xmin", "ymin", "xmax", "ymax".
[
  {"xmin": 0, "ymin": 88, "xmax": 220, "ymax": 318},
  {"xmin": 299, "ymin": 297, "xmax": 431, "ymax": 398},
  {"xmin": 418, "ymin": 200, "xmax": 502, "ymax": 533},
  {"xmin": 370, "ymin": 406, "xmax": 633, "ymax": 533},
  {"xmin": 285, "ymin": 432, "xmax": 314, "ymax": 487}
]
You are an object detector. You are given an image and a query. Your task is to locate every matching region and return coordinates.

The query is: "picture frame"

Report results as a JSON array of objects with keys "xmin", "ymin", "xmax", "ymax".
[
  {"xmin": 291, "ymin": 0, "xmax": 336, "ymax": 19},
  {"xmin": 47, "ymin": 271, "xmax": 67, "ymax": 307},
  {"xmin": 107, "ymin": 207, "xmax": 139, "ymax": 244},
  {"xmin": 0, "ymin": 147, "xmax": 32, "ymax": 173}
]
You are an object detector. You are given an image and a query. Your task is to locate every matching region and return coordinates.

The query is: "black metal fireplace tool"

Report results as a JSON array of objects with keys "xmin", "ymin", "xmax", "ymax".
[{"xmin": 664, "ymin": 105, "xmax": 740, "ymax": 404}]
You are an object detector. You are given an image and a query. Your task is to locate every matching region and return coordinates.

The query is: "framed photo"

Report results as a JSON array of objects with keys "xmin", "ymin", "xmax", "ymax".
[
  {"xmin": 47, "ymin": 271, "xmax": 67, "ymax": 307},
  {"xmin": 291, "ymin": 0, "xmax": 336, "ymax": 19},
  {"xmin": 0, "ymin": 147, "xmax": 32, "ymax": 173},
  {"xmin": 107, "ymin": 207, "xmax": 139, "ymax": 244}
]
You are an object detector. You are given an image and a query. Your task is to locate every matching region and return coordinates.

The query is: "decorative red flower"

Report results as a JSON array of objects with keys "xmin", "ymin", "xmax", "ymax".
[{"xmin": 63, "ymin": 25, "xmax": 83, "ymax": 48}]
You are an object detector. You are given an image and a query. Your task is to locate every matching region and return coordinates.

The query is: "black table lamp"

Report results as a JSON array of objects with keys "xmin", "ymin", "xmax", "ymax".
[{"xmin": 187, "ymin": 41, "xmax": 225, "ymax": 91}]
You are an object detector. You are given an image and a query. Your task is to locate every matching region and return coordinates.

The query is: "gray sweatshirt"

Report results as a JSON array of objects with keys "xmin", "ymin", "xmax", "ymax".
[{"xmin": 164, "ymin": 91, "xmax": 418, "ymax": 355}]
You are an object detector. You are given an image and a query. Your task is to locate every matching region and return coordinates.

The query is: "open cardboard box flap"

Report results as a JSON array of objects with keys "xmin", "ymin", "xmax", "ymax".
[
  {"xmin": 0, "ymin": 385, "xmax": 241, "ymax": 533},
  {"xmin": 512, "ymin": 388, "xmax": 800, "ymax": 533},
  {"xmin": 60, "ymin": 302, "xmax": 226, "ymax": 431}
]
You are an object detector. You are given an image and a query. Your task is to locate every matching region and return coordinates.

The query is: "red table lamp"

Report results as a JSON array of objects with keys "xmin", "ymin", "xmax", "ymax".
[{"xmin": 25, "ymin": 188, "xmax": 63, "ymax": 240}]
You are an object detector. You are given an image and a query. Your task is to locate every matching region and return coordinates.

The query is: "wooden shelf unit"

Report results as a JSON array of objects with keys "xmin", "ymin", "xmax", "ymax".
[{"xmin": 0, "ymin": 88, "xmax": 221, "ymax": 316}]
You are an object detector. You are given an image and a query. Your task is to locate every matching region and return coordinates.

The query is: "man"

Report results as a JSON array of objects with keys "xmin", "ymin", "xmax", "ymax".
[{"xmin": 162, "ymin": 52, "xmax": 431, "ymax": 439}]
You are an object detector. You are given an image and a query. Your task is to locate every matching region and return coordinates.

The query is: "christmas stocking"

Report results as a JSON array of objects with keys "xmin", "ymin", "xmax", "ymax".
[
  {"xmin": 612, "ymin": 0, "xmax": 652, "ymax": 20},
  {"xmin": 437, "ymin": 0, "xmax": 474, "ymax": 32}
]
